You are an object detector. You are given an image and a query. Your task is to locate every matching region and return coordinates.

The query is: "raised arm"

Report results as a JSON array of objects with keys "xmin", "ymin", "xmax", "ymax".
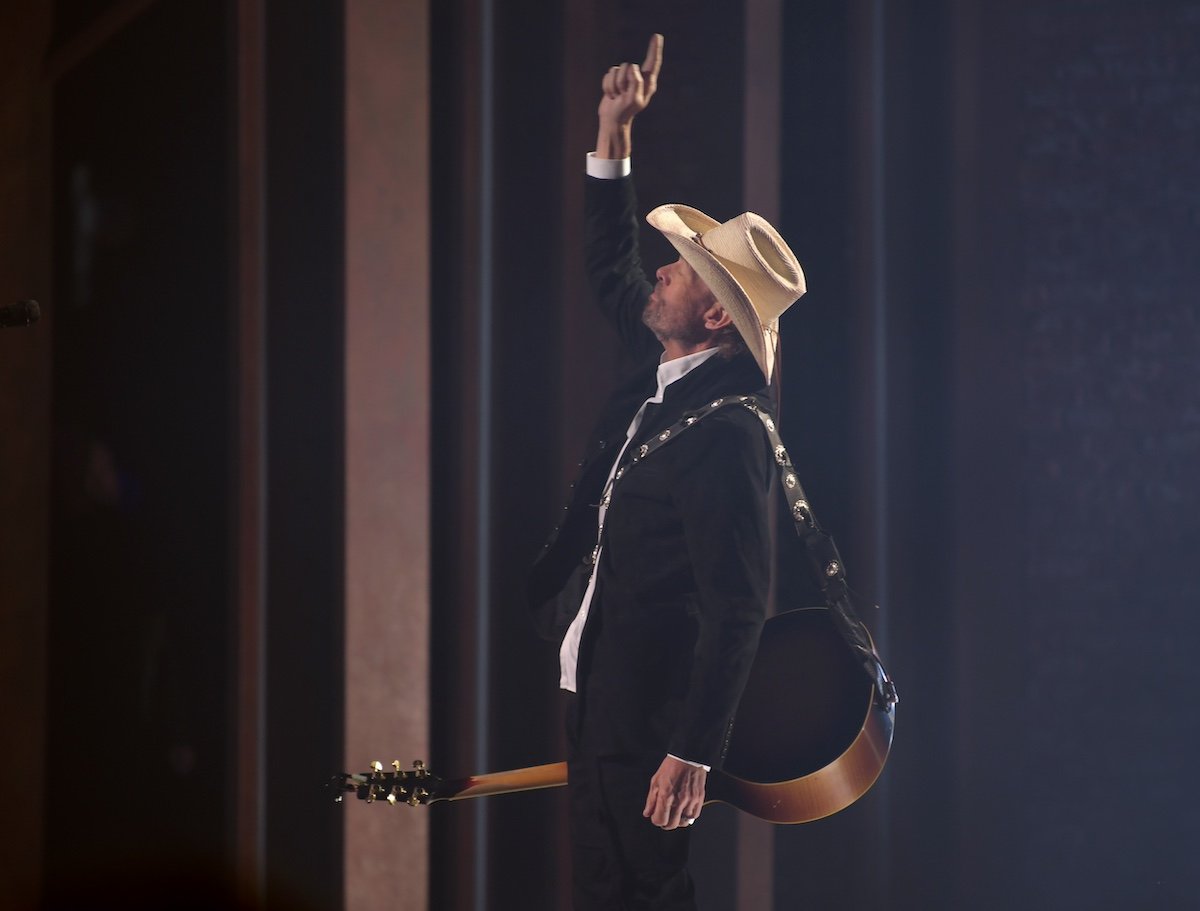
[{"xmin": 584, "ymin": 34, "xmax": 666, "ymax": 362}]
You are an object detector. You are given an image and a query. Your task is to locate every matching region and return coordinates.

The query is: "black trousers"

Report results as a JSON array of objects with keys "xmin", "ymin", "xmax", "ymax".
[{"xmin": 566, "ymin": 697, "xmax": 696, "ymax": 910}]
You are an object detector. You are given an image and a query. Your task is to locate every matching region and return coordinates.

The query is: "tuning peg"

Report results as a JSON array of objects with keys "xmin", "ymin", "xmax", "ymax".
[
  {"xmin": 412, "ymin": 760, "xmax": 427, "ymax": 778},
  {"xmin": 370, "ymin": 760, "xmax": 383, "ymax": 775},
  {"xmin": 406, "ymin": 786, "xmax": 429, "ymax": 807},
  {"xmin": 391, "ymin": 760, "xmax": 402, "ymax": 772}
]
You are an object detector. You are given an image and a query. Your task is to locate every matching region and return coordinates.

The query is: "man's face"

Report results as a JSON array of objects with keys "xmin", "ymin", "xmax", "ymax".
[{"xmin": 642, "ymin": 257, "xmax": 716, "ymax": 345}]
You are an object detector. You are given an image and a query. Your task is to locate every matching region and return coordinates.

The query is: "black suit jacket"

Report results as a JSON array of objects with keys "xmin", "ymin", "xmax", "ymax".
[{"xmin": 529, "ymin": 175, "xmax": 776, "ymax": 767}]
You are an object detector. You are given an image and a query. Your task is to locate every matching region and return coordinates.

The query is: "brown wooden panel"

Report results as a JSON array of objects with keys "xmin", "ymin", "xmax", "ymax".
[{"xmin": 342, "ymin": 0, "xmax": 431, "ymax": 909}]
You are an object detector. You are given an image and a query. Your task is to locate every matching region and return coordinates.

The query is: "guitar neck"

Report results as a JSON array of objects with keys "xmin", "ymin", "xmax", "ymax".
[{"xmin": 435, "ymin": 761, "xmax": 568, "ymax": 803}]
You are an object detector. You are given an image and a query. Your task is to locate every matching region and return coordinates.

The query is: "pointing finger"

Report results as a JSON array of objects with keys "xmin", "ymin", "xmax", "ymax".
[{"xmin": 641, "ymin": 33, "xmax": 664, "ymax": 82}]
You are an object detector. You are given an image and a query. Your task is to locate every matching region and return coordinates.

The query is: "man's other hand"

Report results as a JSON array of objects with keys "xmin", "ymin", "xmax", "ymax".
[{"xmin": 642, "ymin": 754, "xmax": 706, "ymax": 830}]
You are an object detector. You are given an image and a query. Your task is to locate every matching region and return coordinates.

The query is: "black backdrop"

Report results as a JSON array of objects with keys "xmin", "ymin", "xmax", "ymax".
[{"xmin": 45, "ymin": 0, "xmax": 232, "ymax": 888}]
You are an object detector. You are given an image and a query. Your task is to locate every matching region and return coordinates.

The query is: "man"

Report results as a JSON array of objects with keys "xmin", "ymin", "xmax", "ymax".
[{"xmin": 527, "ymin": 34, "xmax": 807, "ymax": 909}]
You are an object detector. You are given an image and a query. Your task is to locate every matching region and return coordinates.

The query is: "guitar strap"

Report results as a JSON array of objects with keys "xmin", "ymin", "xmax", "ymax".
[{"xmin": 619, "ymin": 394, "xmax": 899, "ymax": 711}]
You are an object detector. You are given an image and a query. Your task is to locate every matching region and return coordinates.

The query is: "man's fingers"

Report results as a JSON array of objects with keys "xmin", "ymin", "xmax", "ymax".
[
  {"xmin": 644, "ymin": 785, "xmax": 674, "ymax": 827},
  {"xmin": 641, "ymin": 33, "xmax": 664, "ymax": 81},
  {"xmin": 627, "ymin": 64, "xmax": 644, "ymax": 96},
  {"xmin": 653, "ymin": 791, "xmax": 674, "ymax": 826},
  {"xmin": 604, "ymin": 47, "xmax": 654, "ymax": 105},
  {"xmin": 617, "ymin": 62, "xmax": 635, "ymax": 94},
  {"xmin": 603, "ymin": 66, "xmax": 618, "ymax": 97}
]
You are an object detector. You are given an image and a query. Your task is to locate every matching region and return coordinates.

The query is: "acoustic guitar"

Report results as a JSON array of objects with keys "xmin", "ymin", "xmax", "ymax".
[{"xmin": 331, "ymin": 607, "xmax": 894, "ymax": 825}]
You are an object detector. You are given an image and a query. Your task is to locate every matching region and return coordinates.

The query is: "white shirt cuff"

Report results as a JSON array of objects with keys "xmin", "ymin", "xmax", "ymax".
[
  {"xmin": 667, "ymin": 753, "xmax": 711, "ymax": 772},
  {"xmin": 586, "ymin": 152, "xmax": 631, "ymax": 179}
]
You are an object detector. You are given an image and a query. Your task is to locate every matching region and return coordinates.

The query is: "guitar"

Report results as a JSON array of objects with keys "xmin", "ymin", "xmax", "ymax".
[{"xmin": 331, "ymin": 607, "xmax": 895, "ymax": 825}]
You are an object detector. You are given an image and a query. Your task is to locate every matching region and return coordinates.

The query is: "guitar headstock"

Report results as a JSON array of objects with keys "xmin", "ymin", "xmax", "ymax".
[{"xmin": 330, "ymin": 759, "xmax": 444, "ymax": 806}]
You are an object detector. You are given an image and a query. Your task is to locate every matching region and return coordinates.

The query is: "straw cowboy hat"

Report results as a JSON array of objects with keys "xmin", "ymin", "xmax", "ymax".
[{"xmin": 647, "ymin": 204, "xmax": 806, "ymax": 383}]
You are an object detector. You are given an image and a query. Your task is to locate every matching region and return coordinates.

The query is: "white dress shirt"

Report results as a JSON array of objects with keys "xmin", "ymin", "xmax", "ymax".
[{"xmin": 559, "ymin": 343, "xmax": 720, "ymax": 692}]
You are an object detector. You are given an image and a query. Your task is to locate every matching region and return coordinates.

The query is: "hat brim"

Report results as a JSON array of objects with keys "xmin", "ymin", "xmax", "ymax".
[{"xmin": 647, "ymin": 205, "xmax": 777, "ymax": 383}]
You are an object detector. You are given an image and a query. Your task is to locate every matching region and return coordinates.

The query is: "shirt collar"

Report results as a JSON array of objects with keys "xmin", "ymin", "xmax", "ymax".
[{"xmin": 655, "ymin": 346, "xmax": 720, "ymax": 393}]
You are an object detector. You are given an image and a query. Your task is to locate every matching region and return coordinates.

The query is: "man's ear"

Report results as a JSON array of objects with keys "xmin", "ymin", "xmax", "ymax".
[{"xmin": 703, "ymin": 303, "xmax": 733, "ymax": 331}]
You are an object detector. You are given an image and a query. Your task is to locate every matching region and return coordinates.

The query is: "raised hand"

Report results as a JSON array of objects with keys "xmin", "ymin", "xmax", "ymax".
[
  {"xmin": 595, "ymin": 33, "xmax": 663, "ymax": 159},
  {"xmin": 598, "ymin": 33, "xmax": 664, "ymax": 126}
]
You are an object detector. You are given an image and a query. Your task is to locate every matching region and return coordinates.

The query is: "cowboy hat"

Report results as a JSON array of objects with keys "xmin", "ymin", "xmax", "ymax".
[{"xmin": 646, "ymin": 204, "xmax": 805, "ymax": 383}]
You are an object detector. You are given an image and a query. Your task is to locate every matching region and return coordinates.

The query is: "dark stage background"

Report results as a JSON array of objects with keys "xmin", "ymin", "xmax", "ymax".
[{"xmin": 1, "ymin": 1, "xmax": 1197, "ymax": 909}]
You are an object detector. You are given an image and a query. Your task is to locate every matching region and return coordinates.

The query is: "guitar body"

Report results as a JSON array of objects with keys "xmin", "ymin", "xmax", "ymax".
[
  {"xmin": 706, "ymin": 607, "xmax": 894, "ymax": 823},
  {"xmin": 335, "ymin": 607, "xmax": 894, "ymax": 825}
]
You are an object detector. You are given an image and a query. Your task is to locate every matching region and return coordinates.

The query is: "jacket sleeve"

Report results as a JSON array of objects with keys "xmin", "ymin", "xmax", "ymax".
[
  {"xmin": 665, "ymin": 411, "xmax": 774, "ymax": 766},
  {"xmin": 583, "ymin": 175, "xmax": 662, "ymax": 364}
]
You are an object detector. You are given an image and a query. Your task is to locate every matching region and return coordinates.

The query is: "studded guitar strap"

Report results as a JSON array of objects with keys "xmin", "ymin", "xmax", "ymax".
[{"xmin": 612, "ymin": 393, "xmax": 899, "ymax": 710}]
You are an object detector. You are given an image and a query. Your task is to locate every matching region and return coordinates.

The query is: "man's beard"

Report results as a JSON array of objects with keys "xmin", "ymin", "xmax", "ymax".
[{"xmin": 641, "ymin": 296, "xmax": 708, "ymax": 346}]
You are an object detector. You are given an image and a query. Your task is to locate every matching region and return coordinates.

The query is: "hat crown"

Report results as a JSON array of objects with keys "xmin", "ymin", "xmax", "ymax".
[{"xmin": 699, "ymin": 213, "xmax": 805, "ymax": 326}]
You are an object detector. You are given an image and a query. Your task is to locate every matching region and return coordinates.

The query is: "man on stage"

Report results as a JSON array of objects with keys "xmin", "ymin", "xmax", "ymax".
[{"xmin": 527, "ymin": 34, "xmax": 808, "ymax": 909}]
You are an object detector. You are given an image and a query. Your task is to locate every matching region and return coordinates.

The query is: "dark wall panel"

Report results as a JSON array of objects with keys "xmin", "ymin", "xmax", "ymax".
[
  {"xmin": 262, "ymin": 0, "xmax": 346, "ymax": 907},
  {"xmin": 45, "ymin": 0, "xmax": 233, "ymax": 895},
  {"xmin": 982, "ymin": 2, "xmax": 1200, "ymax": 906}
]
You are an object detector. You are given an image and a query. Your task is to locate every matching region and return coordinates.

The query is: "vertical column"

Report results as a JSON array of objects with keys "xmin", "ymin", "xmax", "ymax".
[
  {"xmin": 738, "ymin": 0, "xmax": 781, "ymax": 906},
  {"xmin": 342, "ymin": 1, "xmax": 430, "ymax": 909},
  {"xmin": 743, "ymin": 0, "xmax": 782, "ymax": 224},
  {"xmin": 428, "ymin": 0, "xmax": 485, "ymax": 905},
  {"xmin": 234, "ymin": 0, "xmax": 267, "ymax": 898},
  {"xmin": 0, "ymin": 1, "xmax": 52, "ymax": 904},
  {"xmin": 849, "ymin": 0, "xmax": 890, "ymax": 669},
  {"xmin": 847, "ymin": 1, "xmax": 893, "ymax": 906}
]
